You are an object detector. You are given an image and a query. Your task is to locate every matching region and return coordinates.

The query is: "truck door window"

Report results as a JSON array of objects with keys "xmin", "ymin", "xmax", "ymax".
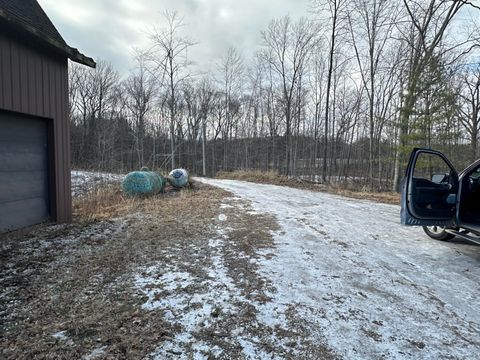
[{"xmin": 413, "ymin": 153, "xmax": 453, "ymax": 184}]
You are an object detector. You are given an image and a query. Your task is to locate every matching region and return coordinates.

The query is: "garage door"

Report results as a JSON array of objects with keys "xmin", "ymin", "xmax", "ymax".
[{"xmin": 0, "ymin": 111, "xmax": 50, "ymax": 232}]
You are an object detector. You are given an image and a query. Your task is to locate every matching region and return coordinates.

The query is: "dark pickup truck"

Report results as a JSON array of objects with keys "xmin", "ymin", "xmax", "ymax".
[{"xmin": 401, "ymin": 148, "xmax": 480, "ymax": 244}]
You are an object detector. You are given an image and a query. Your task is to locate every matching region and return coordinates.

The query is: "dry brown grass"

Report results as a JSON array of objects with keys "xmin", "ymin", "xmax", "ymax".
[
  {"xmin": 329, "ymin": 187, "xmax": 400, "ymax": 205},
  {"xmin": 1, "ymin": 182, "xmax": 231, "ymax": 359},
  {"xmin": 73, "ymin": 181, "xmax": 222, "ymax": 222},
  {"xmin": 216, "ymin": 170, "xmax": 400, "ymax": 205},
  {"xmin": 216, "ymin": 169, "xmax": 302, "ymax": 186},
  {"xmin": 216, "ymin": 170, "xmax": 315, "ymax": 189},
  {"xmin": 73, "ymin": 184, "xmax": 127, "ymax": 221}
]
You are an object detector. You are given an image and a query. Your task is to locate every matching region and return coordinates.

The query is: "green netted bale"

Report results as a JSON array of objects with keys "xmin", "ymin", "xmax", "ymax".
[
  {"xmin": 122, "ymin": 171, "xmax": 166, "ymax": 196},
  {"xmin": 168, "ymin": 168, "xmax": 189, "ymax": 188}
]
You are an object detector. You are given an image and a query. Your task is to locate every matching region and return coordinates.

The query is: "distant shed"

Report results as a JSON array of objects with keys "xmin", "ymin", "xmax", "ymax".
[{"xmin": 0, "ymin": 0, "xmax": 95, "ymax": 232}]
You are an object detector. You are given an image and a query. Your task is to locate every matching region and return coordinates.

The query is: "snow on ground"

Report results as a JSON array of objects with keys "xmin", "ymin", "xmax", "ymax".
[
  {"xmin": 196, "ymin": 178, "xmax": 480, "ymax": 359},
  {"xmin": 133, "ymin": 217, "xmax": 291, "ymax": 359},
  {"xmin": 71, "ymin": 170, "xmax": 124, "ymax": 198}
]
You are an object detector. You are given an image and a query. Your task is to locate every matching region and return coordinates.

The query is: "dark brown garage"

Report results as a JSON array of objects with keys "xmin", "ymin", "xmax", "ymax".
[{"xmin": 0, "ymin": 0, "xmax": 95, "ymax": 232}]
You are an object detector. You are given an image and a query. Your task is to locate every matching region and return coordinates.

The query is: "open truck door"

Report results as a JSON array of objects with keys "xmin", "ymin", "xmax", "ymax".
[
  {"xmin": 401, "ymin": 148, "xmax": 458, "ymax": 227},
  {"xmin": 401, "ymin": 148, "xmax": 480, "ymax": 244}
]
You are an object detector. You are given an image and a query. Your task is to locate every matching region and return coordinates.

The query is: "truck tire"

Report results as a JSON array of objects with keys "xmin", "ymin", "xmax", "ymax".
[{"xmin": 422, "ymin": 226, "xmax": 455, "ymax": 241}]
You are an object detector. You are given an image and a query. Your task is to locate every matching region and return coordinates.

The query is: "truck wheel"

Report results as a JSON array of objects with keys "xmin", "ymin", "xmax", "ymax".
[{"xmin": 422, "ymin": 226, "xmax": 455, "ymax": 241}]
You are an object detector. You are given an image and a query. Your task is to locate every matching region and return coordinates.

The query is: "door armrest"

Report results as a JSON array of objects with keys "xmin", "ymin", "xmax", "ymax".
[{"xmin": 446, "ymin": 194, "xmax": 456, "ymax": 205}]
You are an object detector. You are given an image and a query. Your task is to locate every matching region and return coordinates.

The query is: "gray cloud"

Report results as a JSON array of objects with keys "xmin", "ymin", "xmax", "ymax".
[{"xmin": 38, "ymin": 0, "xmax": 310, "ymax": 76}]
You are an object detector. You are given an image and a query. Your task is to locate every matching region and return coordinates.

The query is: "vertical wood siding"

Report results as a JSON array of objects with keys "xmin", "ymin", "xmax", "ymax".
[{"xmin": 0, "ymin": 32, "xmax": 71, "ymax": 222}]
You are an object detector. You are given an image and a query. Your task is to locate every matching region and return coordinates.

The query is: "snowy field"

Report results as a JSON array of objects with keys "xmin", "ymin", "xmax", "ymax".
[
  {"xmin": 193, "ymin": 178, "xmax": 480, "ymax": 359},
  {"xmin": 71, "ymin": 170, "xmax": 123, "ymax": 198}
]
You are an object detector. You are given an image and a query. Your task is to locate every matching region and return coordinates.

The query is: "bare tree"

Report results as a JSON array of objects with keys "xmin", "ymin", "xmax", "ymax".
[
  {"xmin": 217, "ymin": 47, "xmax": 244, "ymax": 170},
  {"xmin": 312, "ymin": 0, "xmax": 348, "ymax": 182},
  {"xmin": 260, "ymin": 16, "xmax": 317, "ymax": 175},
  {"xmin": 149, "ymin": 10, "xmax": 195, "ymax": 169},
  {"xmin": 124, "ymin": 51, "xmax": 156, "ymax": 168},
  {"xmin": 348, "ymin": 0, "xmax": 398, "ymax": 189},
  {"xmin": 458, "ymin": 66, "xmax": 480, "ymax": 160},
  {"xmin": 198, "ymin": 76, "xmax": 215, "ymax": 176},
  {"xmin": 70, "ymin": 61, "xmax": 119, "ymax": 168}
]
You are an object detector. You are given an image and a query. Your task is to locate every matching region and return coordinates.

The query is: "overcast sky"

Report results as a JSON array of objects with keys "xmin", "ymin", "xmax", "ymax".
[{"xmin": 38, "ymin": 0, "xmax": 310, "ymax": 76}]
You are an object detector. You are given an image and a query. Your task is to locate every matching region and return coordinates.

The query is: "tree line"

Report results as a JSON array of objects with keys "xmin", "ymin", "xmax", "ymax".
[{"xmin": 69, "ymin": 0, "xmax": 480, "ymax": 191}]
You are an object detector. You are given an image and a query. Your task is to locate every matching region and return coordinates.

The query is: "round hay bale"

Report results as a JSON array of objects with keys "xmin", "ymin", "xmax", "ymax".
[
  {"xmin": 168, "ymin": 168, "xmax": 189, "ymax": 188},
  {"xmin": 122, "ymin": 171, "xmax": 166, "ymax": 196}
]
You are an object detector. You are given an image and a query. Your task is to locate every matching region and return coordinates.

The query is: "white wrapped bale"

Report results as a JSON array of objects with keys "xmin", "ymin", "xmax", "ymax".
[{"xmin": 168, "ymin": 168, "xmax": 189, "ymax": 188}]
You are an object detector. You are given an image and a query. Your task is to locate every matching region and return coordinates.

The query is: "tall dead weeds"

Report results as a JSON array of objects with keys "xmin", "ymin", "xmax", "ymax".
[{"xmin": 216, "ymin": 170, "xmax": 400, "ymax": 205}]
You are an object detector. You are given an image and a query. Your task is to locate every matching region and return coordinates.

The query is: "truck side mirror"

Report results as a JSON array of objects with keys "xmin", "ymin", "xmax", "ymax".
[{"xmin": 431, "ymin": 173, "xmax": 447, "ymax": 184}]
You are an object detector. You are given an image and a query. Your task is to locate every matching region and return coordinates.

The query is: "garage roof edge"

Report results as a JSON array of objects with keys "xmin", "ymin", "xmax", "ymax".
[{"xmin": 0, "ymin": 2, "xmax": 95, "ymax": 68}]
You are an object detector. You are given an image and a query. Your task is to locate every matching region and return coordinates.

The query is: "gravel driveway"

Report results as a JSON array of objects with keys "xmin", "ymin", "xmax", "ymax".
[{"xmin": 197, "ymin": 178, "xmax": 480, "ymax": 359}]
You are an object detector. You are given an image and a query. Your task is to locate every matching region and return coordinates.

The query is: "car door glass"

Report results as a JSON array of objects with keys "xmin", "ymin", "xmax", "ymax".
[{"xmin": 413, "ymin": 153, "xmax": 453, "ymax": 184}]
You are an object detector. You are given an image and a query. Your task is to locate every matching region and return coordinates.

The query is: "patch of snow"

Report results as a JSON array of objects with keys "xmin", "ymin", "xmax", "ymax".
[
  {"xmin": 218, "ymin": 214, "xmax": 227, "ymax": 221},
  {"xmin": 133, "ymin": 205, "xmax": 298, "ymax": 358},
  {"xmin": 254, "ymin": 299, "xmax": 289, "ymax": 328},
  {"xmin": 71, "ymin": 170, "xmax": 124, "ymax": 198},
  {"xmin": 37, "ymin": 219, "xmax": 127, "ymax": 251},
  {"xmin": 83, "ymin": 346, "xmax": 107, "ymax": 360},
  {"xmin": 52, "ymin": 330, "xmax": 68, "ymax": 340},
  {"xmin": 134, "ymin": 266, "xmax": 194, "ymax": 311}
]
